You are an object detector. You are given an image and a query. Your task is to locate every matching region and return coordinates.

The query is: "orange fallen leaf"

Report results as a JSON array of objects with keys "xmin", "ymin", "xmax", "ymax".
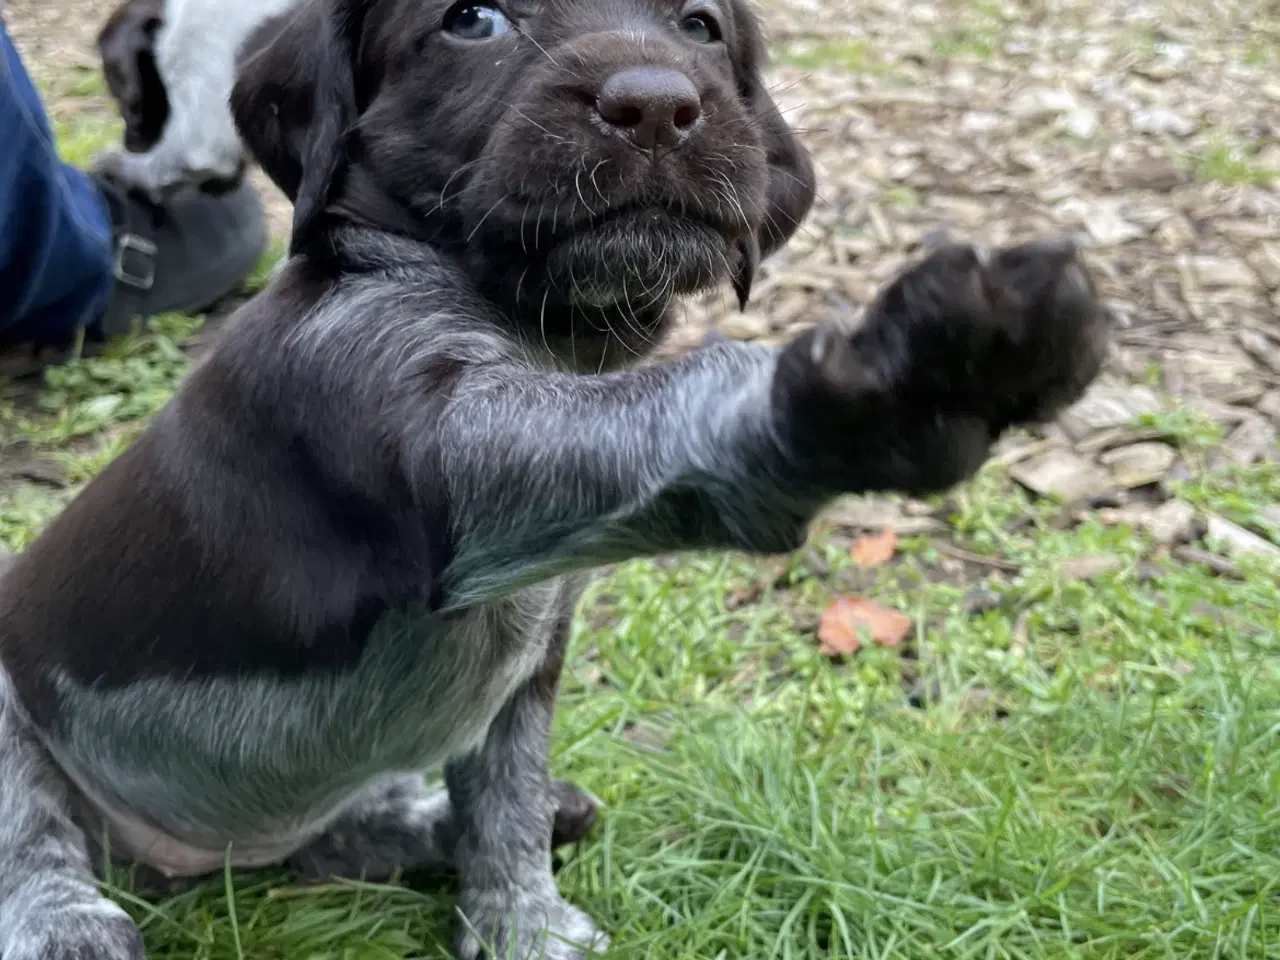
[
  {"xmin": 818, "ymin": 598, "xmax": 864, "ymax": 656},
  {"xmin": 850, "ymin": 529, "xmax": 899, "ymax": 568},
  {"xmin": 817, "ymin": 596, "xmax": 913, "ymax": 657}
]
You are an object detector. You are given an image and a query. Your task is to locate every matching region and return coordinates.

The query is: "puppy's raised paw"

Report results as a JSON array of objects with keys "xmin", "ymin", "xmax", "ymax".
[
  {"xmin": 857, "ymin": 234, "xmax": 1112, "ymax": 431},
  {"xmin": 770, "ymin": 235, "xmax": 1112, "ymax": 497},
  {"xmin": 980, "ymin": 236, "xmax": 1111, "ymax": 427}
]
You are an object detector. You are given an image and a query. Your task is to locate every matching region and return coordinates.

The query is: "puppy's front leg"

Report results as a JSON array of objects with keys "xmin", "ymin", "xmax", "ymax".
[
  {"xmin": 431, "ymin": 239, "xmax": 1108, "ymax": 617},
  {"xmin": 408, "ymin": 236, "xmax": 1106, "ymax": 959},
  {"xmin": 0, "ymin": 677, "xmax": 144, "ymax": 960},
  {"xmin": 444, "ymin": 613, "xmax": 604, "ymax": 960}
]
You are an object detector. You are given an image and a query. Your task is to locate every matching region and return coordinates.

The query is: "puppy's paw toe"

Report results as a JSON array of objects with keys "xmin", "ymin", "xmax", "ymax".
[
  {"xmin": 537, "ymin": 900, "xmax": 610, "ymax": 959},
  {"xmin": 998, "ymin": 234, "xmax": 1093, "ymax": 312},
  {"xmin": 456, "ymin": 891, "xmax": 609, "ymax": 960},
  {"xmin": 990, "ymin": 237, "xmax": 1112, "ymax": 424},
  {"xmin": 888, "ymin": 241, "xmax": 1005, "ymax": 340},
  {"xmin": 4, "ymin": 902, "xmax": 145, "ymax": 960},
  {"xmin": 1048, "ymin": 260, "xmax": 1106, "ymax": 346}
]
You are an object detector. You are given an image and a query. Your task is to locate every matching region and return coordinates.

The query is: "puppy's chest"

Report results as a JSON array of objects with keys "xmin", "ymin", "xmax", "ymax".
[{"xmin": 51, "ymin": 583, "xmax": 570, "ymax": 863}]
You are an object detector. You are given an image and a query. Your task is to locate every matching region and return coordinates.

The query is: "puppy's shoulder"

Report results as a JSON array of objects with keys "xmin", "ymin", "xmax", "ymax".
[
  {"xmin": 186, "ymin": 240, "xmax": 522, "ymax": 437},
  {"xmin": 232, "ymin": 241, "xmax": 517, "ymax": 370}
]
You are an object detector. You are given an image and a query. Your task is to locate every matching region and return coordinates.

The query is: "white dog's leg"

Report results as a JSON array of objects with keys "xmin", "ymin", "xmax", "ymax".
[{"xmin": 95, "ymin": 4, "xmax": 248, "ymax": 197}]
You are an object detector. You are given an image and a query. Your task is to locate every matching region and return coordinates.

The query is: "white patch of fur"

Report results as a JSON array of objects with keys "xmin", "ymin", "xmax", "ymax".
[
  {"xmin": 43, "ymin": 583, "xmax": 560, "ymax": 879},
  {"xmin": 401, "ymin": 789, "xmax": 452, "ymax": 831},
  {"xmin": 95, "ymin": 0, "xmax": 302, "ymax": 193}
]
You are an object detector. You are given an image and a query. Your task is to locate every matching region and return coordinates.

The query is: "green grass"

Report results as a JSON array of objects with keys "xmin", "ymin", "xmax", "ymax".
[
  {"xmin": 41, "ymin": 68, "xmax": 123, "ymax": 168},
  {"xmin": 930, "ymin": 0, "xmax": 1007, "ymax": 61},
  {"xmin": 1194, "ymin": 141, "xmax": 1278, "ymax": 188},
  {"xmin": 245, "ymin": 237, "xmax": 290, "ymax": 293},
  {"xmin": 1241, "ymin": 35, "xmax": 1279, "ymax": 67},
  {"xmin": 775, "ymin": 39, "xmax": 886, "ymax": 74},
  {"xmin": 3, "ymin": 62, "xmax": 1280, "ymax": 960},
  {"xmin": 932, "ymin": 31, "xmax": 997, "ymax": 61},
  {"xmin": 51, "ymin": 108, "xmax": 123, "ymax": 167},
  {"xmin": 881, "ymin": 186, "xmax": 921, "ymax": 210}
]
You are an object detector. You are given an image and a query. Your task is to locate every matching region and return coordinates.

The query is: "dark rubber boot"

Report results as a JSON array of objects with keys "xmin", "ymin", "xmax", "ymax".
[
  {"xmin": 91, "ymin": 171, "xmax": 268, "ymax": 337},
  {"xmin": 0, "ymin": 173, "xmax": 268, "ymax": 379}
]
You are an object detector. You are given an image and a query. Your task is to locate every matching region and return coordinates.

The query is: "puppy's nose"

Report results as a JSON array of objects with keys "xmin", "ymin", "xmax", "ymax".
[{"xmin": 595, "ymin": 67, "xmax": 702, "ymax": 151}]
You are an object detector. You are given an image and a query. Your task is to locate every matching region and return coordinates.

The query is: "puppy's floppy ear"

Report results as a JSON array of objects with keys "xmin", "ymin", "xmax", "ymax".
[
  {"xmin": 97, "ymin": 0, "xmax": 169, "ymax": 153},
  {"xmin": 231, "ymin": 0, "xmax": 368, "ymax": 255},
  {"xmin": 731, "ymin": 10, "xmax": 817, "ymax": 310},
  {"xmin": 230, "ymin": 8, "xmax": 316, "ymax": 205}
]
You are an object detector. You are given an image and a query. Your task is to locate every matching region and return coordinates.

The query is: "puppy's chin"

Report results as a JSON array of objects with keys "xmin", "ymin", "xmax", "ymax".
[{"xmin": 544, "ymin": 209, "xmax": 733, "ymax": 309}]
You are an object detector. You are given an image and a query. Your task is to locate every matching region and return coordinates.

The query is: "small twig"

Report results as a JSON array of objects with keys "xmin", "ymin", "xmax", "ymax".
[
  {"xmin": 1172, "ymin": 546, "xmax": 1243, "ymax": 579},
  {"xmin": 1075, "ymin": 427, "xmax": 1164, "ymax": 455},
  {"xmin": 931, "ymin": 540, "xmax": 1022, "ymax": 573},
  {"xmin": 1212, "ymin": 383, "xmax": 1268, "ymax": 407},
  {"xmin": 1118, "ymin": 331, "xmax": 1184, "ymax": 348},
  {"xmin": 994, "ymin": 437, "xmax": 1063, "ymax": 466}
]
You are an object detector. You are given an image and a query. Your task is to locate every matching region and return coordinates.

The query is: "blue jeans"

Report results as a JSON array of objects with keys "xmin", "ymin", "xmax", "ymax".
[{"xmin": 0, "ymin": 13, "xmax": 113, "ymax": 344}]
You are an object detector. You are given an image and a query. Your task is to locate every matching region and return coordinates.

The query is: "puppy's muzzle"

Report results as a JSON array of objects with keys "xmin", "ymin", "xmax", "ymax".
[{"xmin": 594, "ymin": 66, "xmax": 702, "ymax": 152}]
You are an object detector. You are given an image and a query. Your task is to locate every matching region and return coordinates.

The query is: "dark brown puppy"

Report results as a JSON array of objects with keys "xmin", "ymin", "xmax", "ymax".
[{"xmin": 0, "ymin": 1, "xmax": 1109, "ymax": 959}]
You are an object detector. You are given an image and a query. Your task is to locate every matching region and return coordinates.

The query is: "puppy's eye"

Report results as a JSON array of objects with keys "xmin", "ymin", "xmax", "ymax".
[
  {"xmin": 443, "ymin": 3, "xmax": 513, "ymax": 39},
  {"xmin": 679, "ymin": 12, "xmax": 721, "ymax": 43}
]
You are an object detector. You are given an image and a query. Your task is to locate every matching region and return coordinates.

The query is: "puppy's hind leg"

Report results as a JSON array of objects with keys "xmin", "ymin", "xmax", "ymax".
[
  {"xmin": 289, "ymin": 775, "xmax": 600, "ymax": 883},
  {"xmin": 0, "ymin": 674, "xmax": 145, "ymax": 960}
]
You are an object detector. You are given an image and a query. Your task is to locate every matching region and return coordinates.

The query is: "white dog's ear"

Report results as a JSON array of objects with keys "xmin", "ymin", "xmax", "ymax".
[
  {"xmin": 97, "ymin": 0, "xmax": 170, "ymax": 152},
  {"xmin": 232, "ymin": 0, "xmax": 369, "ymax": 256}
]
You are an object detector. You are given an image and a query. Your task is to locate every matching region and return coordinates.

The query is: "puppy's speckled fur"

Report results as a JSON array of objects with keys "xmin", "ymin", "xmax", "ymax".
[{"xmin": 0, "ymin": 0, "xmax": 1109, "ymax": 957}]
